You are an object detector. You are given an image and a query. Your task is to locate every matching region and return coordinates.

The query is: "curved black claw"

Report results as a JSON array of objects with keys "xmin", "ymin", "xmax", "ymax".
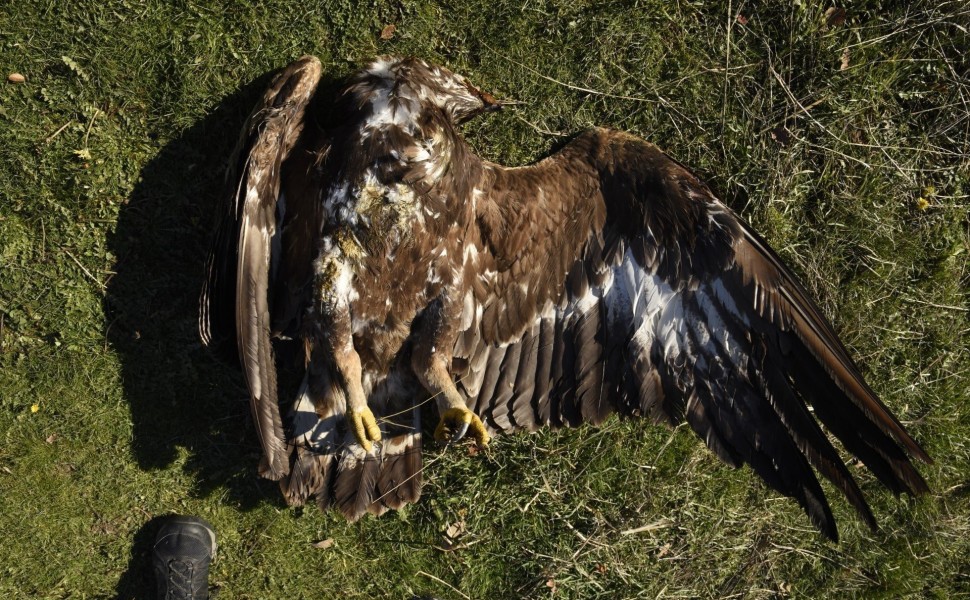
[{"xmin": 435, "ymin": 407, "xmax": 489, "ymax": 446}]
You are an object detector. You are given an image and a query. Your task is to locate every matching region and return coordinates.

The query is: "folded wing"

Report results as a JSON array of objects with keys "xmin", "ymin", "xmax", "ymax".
[{"xmin": 199, "ymin": 56, "xmax": 323, "ymax": 480}]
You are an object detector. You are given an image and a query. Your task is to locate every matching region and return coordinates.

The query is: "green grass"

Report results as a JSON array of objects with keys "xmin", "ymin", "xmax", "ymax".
[{"xmin": 1, "ymin": 0, "xmax": 968, "ymax": 597}]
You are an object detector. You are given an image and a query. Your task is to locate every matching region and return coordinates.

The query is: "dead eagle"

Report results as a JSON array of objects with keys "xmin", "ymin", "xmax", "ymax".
[{"xmin": 200, "ymin": 55, "xmax": 930, "ymax": 540}]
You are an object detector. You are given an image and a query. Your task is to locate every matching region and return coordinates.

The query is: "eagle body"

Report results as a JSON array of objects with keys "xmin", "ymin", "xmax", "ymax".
[{"xmin": 201, "ymin": 55, "xmax": 930, "ymax": 540}]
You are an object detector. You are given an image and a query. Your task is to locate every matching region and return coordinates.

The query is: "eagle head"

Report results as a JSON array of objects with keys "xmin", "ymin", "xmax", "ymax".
[{"xmin": 353, "ymin": 56, "xmax": 501, "ymax": 127}]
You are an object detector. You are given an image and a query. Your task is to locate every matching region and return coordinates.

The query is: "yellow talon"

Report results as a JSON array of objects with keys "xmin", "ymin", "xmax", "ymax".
[
  {"xmin": 348, "ymin": 407, "xmax": 381, "ymax": 452},
  {"xmin": 435, "ymin": 407, "xmax": 490, "ymax": 447}
]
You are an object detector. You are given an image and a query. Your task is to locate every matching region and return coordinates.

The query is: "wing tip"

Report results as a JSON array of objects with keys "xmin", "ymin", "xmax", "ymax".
[{"xmin": 258, "ymin": 452, "xmax": 291, "ymax": 481}]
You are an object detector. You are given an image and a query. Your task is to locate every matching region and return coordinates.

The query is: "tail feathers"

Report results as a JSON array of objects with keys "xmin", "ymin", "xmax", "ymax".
[
  {"xmin": 334, "ymin": 444, "xmax": 381, "ymax": 520},
  {"xmin": 333, "ymin": 430, "xmax": 424, "ymax": 520},
  {"xmin": 284, "ymin": 431, "xmax": 424, "ymax": 521},
  {"xmin": 375, "ymin": 432, "xmax": 423, "ymax": 511},
  {"xmin": 281, "ymin": 369, "xmax": 425, "ymax": 520},
  {"xmin": 281, "ymin": 446, "xmax": 335, "ymax": 509}
]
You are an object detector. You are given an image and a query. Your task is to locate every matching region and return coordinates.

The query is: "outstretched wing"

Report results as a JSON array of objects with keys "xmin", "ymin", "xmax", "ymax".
[
  {"xmin": 200, "ymin": 56, "xmax": 323, "ymax": 480},
  {"xmin": 454, "ymin": 127, "xmax": 930, "ymax": 540}
]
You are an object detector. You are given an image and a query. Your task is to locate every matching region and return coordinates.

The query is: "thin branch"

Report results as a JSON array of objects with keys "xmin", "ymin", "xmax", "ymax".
[
  {"xmin": 64, "ymin": 249, "xmax": 106, "ymax": 291},
  {"xmin": 483, "ymin": 42, "xmax": 654, "ymax": 103},
  {"xmin": 416, "ymin": 571, "xmax": 471, "ymax": 600}
]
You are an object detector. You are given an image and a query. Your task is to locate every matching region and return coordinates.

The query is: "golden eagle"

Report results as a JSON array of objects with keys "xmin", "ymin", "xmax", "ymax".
[{"xmin": 200, "ymin": 56, "xmax": 929, "ymax": 540}]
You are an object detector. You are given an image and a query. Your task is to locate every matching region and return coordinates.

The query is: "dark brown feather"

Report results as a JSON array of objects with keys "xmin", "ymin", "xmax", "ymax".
[
  {"xmin": 333, "ymin": 450, "xmax": 380, "ymax": 521},
  {"xmin": 375, "ymin": 433, "xmax": 423, "ymax": 510}
]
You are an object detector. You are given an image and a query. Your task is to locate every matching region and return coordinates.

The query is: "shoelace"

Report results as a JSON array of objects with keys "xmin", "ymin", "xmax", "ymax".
[{"xmin": 165, "ymin": 559, "xmax": 198, "ymax": 600}]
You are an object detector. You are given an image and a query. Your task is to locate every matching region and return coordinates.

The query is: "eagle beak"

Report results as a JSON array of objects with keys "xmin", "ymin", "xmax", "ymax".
[{"xmin": 477, "ymin": 89, "xmax": 503, "ymax": 112}]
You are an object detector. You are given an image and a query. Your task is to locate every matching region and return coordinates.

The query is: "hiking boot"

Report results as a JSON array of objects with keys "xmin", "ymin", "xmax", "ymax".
[{"xmin": 152, "ymin": 515, "xmax": 217, "ymax": 600}]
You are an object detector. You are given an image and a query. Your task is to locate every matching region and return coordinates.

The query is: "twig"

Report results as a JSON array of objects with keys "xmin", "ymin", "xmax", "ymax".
[
  {"xmin": 899, "ymin": 296, "xmax": 969, "ymax": 312},
  {"xmin": 416, "ymin": 571, "xmax": 471, "ymax": 600},
  {"xmin": 512, "ymin": 112, "xmax": 567, "ymax": 137},
  {"xmin": 377, "ymin": 371, "xmax": 474, "ymax": 423},
  {"xmin": 64, "ymin": 249, "xmax": 106, "ymax": 290},
  {"xmin": 841, "ymin": 10, "xmax": 968, "ymax": 51},
  {"xmin": 620, "ymin": 519, "xmax": 672, "ymax": 536},
  {"xmin": 433, "ymin": 539, "xmax": 483, "ymax": 553},
  {"xmin": 44, "ymin": 121, "xmax": 72, "ymax": 144},
  {"xmin": 83, "ymin": 108, "xmax": 101, "ymax": 150},
  {"xmin": 756, "ymin": 96, "xmax": 827, "ymax": 138},
  {"xmin": 483, "ymin": 42, "xmax": 653, "ymax": 103}
]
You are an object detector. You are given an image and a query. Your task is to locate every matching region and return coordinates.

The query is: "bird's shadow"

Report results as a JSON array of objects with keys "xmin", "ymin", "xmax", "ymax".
[
  {"xmin": 103, "ymin": 67, "xmax": 366, "ymax": 510},
  {"xmin": 104, "ymin": 72, "xmax": 278, "ymax": 511}
]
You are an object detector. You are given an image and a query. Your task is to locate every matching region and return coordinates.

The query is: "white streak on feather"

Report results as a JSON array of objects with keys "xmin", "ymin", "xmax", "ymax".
[{"xmin": 695, "ymin": 284, "xmax": 746, "ymax": 367}]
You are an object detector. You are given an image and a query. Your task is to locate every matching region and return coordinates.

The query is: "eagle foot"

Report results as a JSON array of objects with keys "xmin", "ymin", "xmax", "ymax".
[
  {"xmin": 435, "ymin": 407, "xmax": 490, "ymax": 447},
  {"xmin": 347, "ymin": 407, "xmax": 381, "ymax": 452}
]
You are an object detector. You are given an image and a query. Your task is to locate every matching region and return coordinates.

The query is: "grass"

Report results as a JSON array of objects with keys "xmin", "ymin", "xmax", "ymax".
[{"xmin": 1, "ymin": 0, "xmax": 968, "ymax": 597}]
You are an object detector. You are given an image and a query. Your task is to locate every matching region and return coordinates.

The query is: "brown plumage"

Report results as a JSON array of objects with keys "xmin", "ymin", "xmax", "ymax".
[{"xmin": 200, "ymin": 55, "xmax": 930, "ymax": 540}]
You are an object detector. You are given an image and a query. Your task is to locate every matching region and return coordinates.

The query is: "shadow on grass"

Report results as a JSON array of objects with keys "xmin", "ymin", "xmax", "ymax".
[
  {"xmin": 114, "ymin": 514, "xmax": 165, "ymax": 600},
  {"xmin": 104, "ymin": 73, "xmax": 283, "ymax": 512}
]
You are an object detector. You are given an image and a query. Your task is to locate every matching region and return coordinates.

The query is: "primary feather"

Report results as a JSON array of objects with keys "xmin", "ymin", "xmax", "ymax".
[{"xmin": 200, "ymin": 55, "xmax": 930, "ymax": 540}]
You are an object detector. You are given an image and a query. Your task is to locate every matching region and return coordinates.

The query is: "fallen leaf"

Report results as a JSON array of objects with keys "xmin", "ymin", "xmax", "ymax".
[
  {"xmin": 8, "ymin": 73, "xmax": 25, "ymax": 83},
  {"xmin": 311, "ymin": 538, "xmax": 334, "ymax": 549},
  {"xmin": 825, "ymin": 7, "xmax": 846, "ymax": 28},
  {"xmin": 441, "ymin": 520, "xmax": 466, "ymax": 550},
  {"xmin": 546, "ymin": 579, "xmax": 558, "ymax": 592},
  {"xmin": 46, "ymin": 433, "xmax": 58, "ymax": 444},
  {"xmin": 840, "ymin": 47, "xmax": 850, "ymax": 71},
  {"xmin": 736, "ymin": 14, "xmax": 748, "ymax": 26},
  {"xmin": 380, "ymin": 24, "xmax": 396, "ymax": 40}
]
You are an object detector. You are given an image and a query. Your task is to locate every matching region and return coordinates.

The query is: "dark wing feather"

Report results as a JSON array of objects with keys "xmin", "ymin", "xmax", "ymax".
[
  {"xmin": 199, "ymin": 56, "xmax": 323, "ymax": 479},
  {"xmin": 455, "ymin": 127, "xmax": 929, "ymax": 540}
]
